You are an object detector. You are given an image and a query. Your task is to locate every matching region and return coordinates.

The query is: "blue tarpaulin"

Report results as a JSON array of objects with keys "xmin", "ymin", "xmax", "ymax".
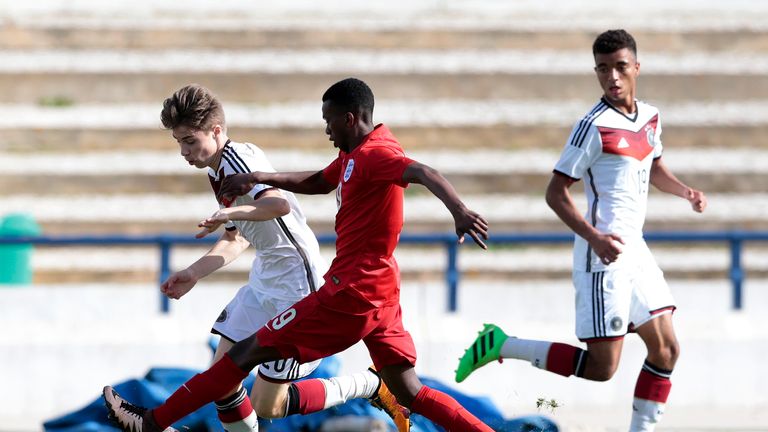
[{"xmin": 44, "ymin": 355, "xmax": 558, "ymax": 432}]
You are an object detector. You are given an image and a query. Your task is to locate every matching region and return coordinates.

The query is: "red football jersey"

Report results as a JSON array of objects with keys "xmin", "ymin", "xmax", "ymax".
[{"xmin": 321, "ymin": 124, "xmax": 414, "ymax": 307}]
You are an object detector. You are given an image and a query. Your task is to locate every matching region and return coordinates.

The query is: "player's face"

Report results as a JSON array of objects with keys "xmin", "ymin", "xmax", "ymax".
[
  {"xmin": 172, "ymin": 125, "xmax": 219, "ymax": 169},
  {"xmin": 594, "ymin": 48, "xmax": 640, "ymax": 111},
  {"xmin": 322, "ymin": 100, "xmax": 352, "ymax": 152}
]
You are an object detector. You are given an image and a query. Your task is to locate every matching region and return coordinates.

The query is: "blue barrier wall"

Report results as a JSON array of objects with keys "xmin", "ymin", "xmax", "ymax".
[{"xmin": 2, "ymin": 231, "xmax": 767, "ymax": 312}]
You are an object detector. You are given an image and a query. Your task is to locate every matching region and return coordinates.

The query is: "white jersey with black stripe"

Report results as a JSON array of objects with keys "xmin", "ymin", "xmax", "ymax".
[
  {"xmin": 208, "ymin": 141, "xmax": 327, "ymax": 302},
  {"xmin": 553, "ymin": 99, "xmax": 663, "ymax": 272}
]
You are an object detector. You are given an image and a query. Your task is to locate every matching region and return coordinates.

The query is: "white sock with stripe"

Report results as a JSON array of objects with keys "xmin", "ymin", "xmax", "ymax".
[
  {"xmin": 500, "ymin": 337, "xmax": 553, "ymax": 369},
  {"xmin": 319, "ymin": 370, "xmax": 381, "ymax": 409}
]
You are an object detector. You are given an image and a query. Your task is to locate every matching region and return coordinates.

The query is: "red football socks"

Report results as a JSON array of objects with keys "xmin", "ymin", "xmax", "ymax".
[
  {"xmin": 289, "ymin": 379, "xmax": 327, "ymax": 415},
  {"xmin": 215, "ymin": 386, "xmax": 255, "ymax": 424},
  {"xmin": 152, "ymin": 354, "xmax": 250, "ymax": 428},
  {"xmin": 410, "ymin": 386, "xmax": 494, "ymax": 432},
  {"xmin": 546, "ymin": 342, "xmax": 588, "ymax": 377},
  {"xmin": 634, "ymin": 361, "xmax": 672, "ymax": 403}
]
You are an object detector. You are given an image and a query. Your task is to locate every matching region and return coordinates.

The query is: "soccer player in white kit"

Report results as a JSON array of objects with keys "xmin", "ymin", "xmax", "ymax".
[
  {"xmin": 455, "ymin": 30, "xmax": 707, "ymax": 431},
  {"xmin": 152, "ymin": 84, "xmax": 404, "ymax": 431}
]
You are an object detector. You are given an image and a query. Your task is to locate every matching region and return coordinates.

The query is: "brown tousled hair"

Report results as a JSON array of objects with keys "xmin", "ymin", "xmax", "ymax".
[{"xmin": 160, "ymin": 84, "xmax": 225, "ymax": 131}]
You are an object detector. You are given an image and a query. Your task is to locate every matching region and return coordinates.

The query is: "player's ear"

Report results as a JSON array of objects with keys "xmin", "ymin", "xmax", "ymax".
[{"xmin": 345, "ymin": 112, "xmax": 355, "ymax": 127}]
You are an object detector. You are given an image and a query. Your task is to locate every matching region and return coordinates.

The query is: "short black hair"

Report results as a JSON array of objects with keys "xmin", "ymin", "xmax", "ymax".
[
  {"xmin": 322, "ymin": 78, "xmax": 374, "ymax": 116},
  {"xmin": 592, "ymin": 29, "xmax": 637, "ymax": 57}
]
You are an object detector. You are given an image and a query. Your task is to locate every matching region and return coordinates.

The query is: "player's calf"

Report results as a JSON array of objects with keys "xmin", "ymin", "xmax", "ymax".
[
  {"xmin": 367, "ymin": 367, "xmax": 411, "ymax": 432},
  {"xmin": 215, "ymin": 386, "xmax": 258, "ymax": 431},
  {"xmin": 630, "ymin": 360, "xmax": 673, "ymax": 432}
]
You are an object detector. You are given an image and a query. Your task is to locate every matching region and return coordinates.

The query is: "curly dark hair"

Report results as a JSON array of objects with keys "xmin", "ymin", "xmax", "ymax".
[
  {"xmin": 592, "ymin": 29, "xmax": 637, "ymax": 57},
  {"xmin": 322, "ymin": 77, "xmax": 375, "ymax": 117},
  {"xmin": 160, "ymin": 84, "xmax": 225, "ymax": 131}
]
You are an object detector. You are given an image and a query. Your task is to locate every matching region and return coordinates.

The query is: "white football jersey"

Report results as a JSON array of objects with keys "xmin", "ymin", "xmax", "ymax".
[
  {"xmin": 208, "ymin": 141, "xmax": 327, "ymax": 302},
  {"xmin": 554, "ymin": 99, "xmax": 663, "ymax": 272}
]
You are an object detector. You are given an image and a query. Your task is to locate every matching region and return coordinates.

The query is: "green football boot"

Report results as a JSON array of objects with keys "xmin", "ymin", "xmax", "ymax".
[{"xmin": 455, "ymin": 323, "xmax": 509, "ymax": 383}]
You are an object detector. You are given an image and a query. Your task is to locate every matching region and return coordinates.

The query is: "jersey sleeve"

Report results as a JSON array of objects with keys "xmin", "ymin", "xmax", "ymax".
[
  {"xmin": 235, "ymin": 144, "xmax": 276, "ymax": 199},
  {"xmin": 652, "ymin": 116, "xmax": 664, "ymax": 158},
  {"xmin": 363, "ymin": 146, "xmax": 413, "ymax": 187},
  {"xmin": 553, "ymin": 122, "xmax": 602, "ymax": 180}
]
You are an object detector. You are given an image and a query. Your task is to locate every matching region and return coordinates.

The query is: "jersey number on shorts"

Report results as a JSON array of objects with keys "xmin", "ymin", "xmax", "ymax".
[{"xmin": 271, "ymin": 308, "xmax": 297, "ymax": 330}]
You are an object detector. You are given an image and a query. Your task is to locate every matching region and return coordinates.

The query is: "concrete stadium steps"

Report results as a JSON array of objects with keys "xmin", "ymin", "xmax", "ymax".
[
  {"xmin": 5, "ymin": 171, "xmax": 764, "ymax": 196},
  {"xmin": 26, "ymin": 244, "xmax": 768, "ymax": 284},
  {"xmin": 3, "ymin": 48, "xmax": 768, "ymax": 104},
  {"xmin": 5, "ymin": 23, "xmax": 768, "ymax": 51},
  {"xmin": 2, "ymin": 101, "xmax": 768, "ymax": 152},
  {"xmin": 0, "ymin": 149, "xmax": 764, "ymax": 195},
  {"xmin": 5, "ymin": 72, "xmax": 768, "ymax": 105},
  {"xmin": 5, "ymin": 124, "xmax": 767, "ymax": 153},
  {"xmin": 2, "ymin": 193, "xmax": 766, "ymax": 235}
]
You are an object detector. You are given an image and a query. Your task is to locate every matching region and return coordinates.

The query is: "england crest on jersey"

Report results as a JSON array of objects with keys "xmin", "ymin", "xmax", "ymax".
[{"xmin": 343, "ymin": 159, "xmax": 355, "ymax": 182}]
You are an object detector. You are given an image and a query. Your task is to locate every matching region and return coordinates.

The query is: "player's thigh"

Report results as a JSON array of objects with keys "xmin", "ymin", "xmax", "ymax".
[
  {"xmin": 212, "ymin": 285, "xmax": 277, "ymax": 343},
  {"xmin": 257, "ymin": 290, "xmax": 378, "ymax": 364},
  {"xmin": 363, "ymin": 304, "xmax": 417, "ymax": 371},
  {"xmin": 584, "ymin": 338, "xmax": 624, "ymax": 381},
  {"xmin": 573, "ymin": 269, "xmax": 633, "ymax": 341},
  {"xmin": 250, "ymin": 376, "xmax": 291, "ymax": 418},
  {"xmin": 628, "ymin": 259, "xmax": 676, "ymax": 331},
  {"xmin": 585, "ymin": 337, "xmax": 624, "ymax": 366}
]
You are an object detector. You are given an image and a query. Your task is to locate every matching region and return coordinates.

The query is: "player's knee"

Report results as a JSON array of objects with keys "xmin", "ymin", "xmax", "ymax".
[
  {"xmin": 651, "ymin": 340, "xmax": 680, "ymax": 369},
  {"xmin": 590, "ymin": 360, "xmax": 619, "ymax": 381},
  {"xmin": 593, "ymin": 368, "xmax": 616, "ymax": 382}
]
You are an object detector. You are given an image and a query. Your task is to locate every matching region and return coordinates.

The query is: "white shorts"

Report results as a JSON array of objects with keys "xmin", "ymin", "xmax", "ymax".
[
  {"xmin": 573, "ymin": 242, "xmax": 676, "ymax": 341},
  {"xmin": 212, "ymin": 285, "xmax": 321, "ymax": 382}
]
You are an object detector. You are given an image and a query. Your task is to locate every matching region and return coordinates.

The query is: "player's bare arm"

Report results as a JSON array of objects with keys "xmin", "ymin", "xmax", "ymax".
[
  {"xmin": 546, "ymin": 172, "xmax": 624, "ymax": 264},
  {"xmin": 402, "ymin": 161, "xmax": 489, "ymax": 249},
  {"xmin": 219, "ymin": 170, "xmax": 334, "ymax": 201},
  {"xmin": 650, "ymin": 157, "xmax": 707, "ymax": 213},
  {"xmin": 197, "ymin": 189, "xmax": 290, "ymax": 238},
  {"xmin": 161, "ymin": 228, "xmax": 250, "ymax": 300}
]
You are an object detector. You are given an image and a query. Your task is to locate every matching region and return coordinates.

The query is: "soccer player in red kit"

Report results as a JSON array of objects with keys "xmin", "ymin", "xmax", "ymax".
[{"xmin": 103, "ymin": 77, "xmax": 494, "ymax": 432}]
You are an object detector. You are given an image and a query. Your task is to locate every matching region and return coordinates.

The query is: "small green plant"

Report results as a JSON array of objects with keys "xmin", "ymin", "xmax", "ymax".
[
  {"xmin": 38, "ymin": 96, "xmax": 75, "ymax": 107},
  {"xmin": 536, "ymin": 397, "xmax": 561, "ymax": 413}
]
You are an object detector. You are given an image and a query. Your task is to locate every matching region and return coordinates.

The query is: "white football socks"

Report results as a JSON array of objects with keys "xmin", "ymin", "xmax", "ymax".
[
  {"xmin": 630, "ymin": 398, "xmax": 665, "ymax": 432},
  {"xmin": 500, "ymin": 337, "xmax": 553, "ymax": 370},
  {"xmin": 319, "ymin": 370, "xmax": 381, "ymax": 409},
  {"xmin": 221, "ymin": 412, "xmax": 259, "ymax": 432}
]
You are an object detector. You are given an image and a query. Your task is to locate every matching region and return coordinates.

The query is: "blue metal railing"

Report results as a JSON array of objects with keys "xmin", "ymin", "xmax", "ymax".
[{"xmin": 2, "ymin": 231, "xmax": 767, "ymax": 312}]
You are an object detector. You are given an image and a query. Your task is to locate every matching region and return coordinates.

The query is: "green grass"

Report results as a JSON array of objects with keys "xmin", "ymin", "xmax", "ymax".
[{"xmin": 38, "ymin": 96, "xmax": 75, "ymax": 107}]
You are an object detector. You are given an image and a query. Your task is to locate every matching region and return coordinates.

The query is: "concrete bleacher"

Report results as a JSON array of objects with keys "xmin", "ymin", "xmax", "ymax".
[{"xmin": 2, "ymin": 0, "xmax": 768, "ymax": 430}]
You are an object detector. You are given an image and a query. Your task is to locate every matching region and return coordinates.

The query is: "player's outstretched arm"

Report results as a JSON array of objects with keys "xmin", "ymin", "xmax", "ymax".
[
  {"xmin": 197, "ymin": 189, "xmax": 290, "ymax": 238},
  {"xmin": 402, "ymin": 161, "xmax": 488, "ymax": 249},
  {"xmin": 546, "ymin": 172, "xmax": 623, "ymax": 264},
  {"xmin": 650, "ymin": 157, "xmax": 707, "ymax": 213},
  {"xmin": 162, "ymin": 228, "xmax": 250, "ymax": 299},
  {"xmin": 218, "ymin": 170, "xmax": 334, "ymax": 201}
]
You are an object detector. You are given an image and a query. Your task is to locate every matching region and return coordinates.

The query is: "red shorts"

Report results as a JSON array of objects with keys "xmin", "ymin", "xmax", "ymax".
[{"xmin": 255, "ymin": 287, "xmax": 417, "ymax": 370}]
